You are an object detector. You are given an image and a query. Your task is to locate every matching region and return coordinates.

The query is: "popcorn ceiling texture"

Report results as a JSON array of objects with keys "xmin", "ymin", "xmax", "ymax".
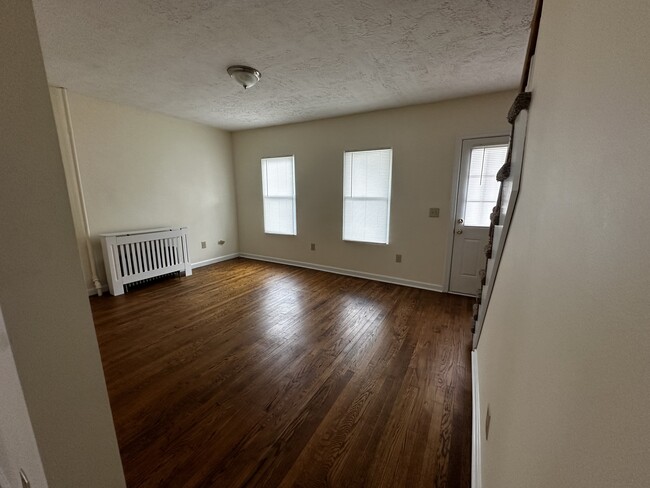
[{"xmin": 33, "ymin": 0, "xmax": 533, "ymax": 130}]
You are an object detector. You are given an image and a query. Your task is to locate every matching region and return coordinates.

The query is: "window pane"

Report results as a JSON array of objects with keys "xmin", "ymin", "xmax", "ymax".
[
  {"xmin": 263, "ymin": 197, "xmax": 295, "ymax": 235},
  {"xmin": 261, "ymin": 156, "xmax": 296, "ymax": 235},
  {"xmin": 464, "ymin": 202, "xmax": 497, "ymax": 228},
  {"xmin": 343, "ymin": 198, "xmax": 389, "ymax": 244},
  {"xmin": 464, "ymin": 145, "xmax": 507, "ymax": 226},
  {"xmin": 344, "ymin": 150, "xmax": 392, "ymax": 198},
  {"xmin": 262, "ymin": 157, "xmax": 294, "ymax": 197},
  {"xmin": 342, "ymin": 149, "xmax": 392, "ymax": 244}
]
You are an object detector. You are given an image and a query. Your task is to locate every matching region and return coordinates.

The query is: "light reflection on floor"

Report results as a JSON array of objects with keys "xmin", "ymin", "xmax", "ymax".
[
  {"xmin": 257, "ymin": 274, "xmax": 392, "ymax": 345},
  {"xmin": 258, "ymin": 277, "xmax": 305, "ymax": 342}
]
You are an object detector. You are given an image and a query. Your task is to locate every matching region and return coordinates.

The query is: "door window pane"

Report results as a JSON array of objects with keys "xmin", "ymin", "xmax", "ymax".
[{"xmin": 464, "ymin": 145, "xmax": 508, "ymax": 226}]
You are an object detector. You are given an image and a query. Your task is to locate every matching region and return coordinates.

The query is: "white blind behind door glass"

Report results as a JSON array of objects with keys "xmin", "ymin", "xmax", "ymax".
[
  {"xmin": 343, "ymin": 149, "xmax": 392, "ymax": 244},
  {"xmin": 464, "ymin": 145, "xmax": 508, "ymax": 227},
  {"xmin": 261, "ymin": 156, "xmax": 296, "ymax": 235}
]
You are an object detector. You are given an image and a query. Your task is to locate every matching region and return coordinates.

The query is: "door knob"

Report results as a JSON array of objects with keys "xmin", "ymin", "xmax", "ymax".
[
  {"xmin": 457, "ymin": 218, "xmax": 464, "ymax": 224},
  {"xmin": 456, "ymin": 230, "xmax": 463, "ymax": 234}
]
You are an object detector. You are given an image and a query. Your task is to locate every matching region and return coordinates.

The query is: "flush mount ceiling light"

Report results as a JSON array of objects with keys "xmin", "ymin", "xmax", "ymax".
[{"xmin": 227, "ymin": 65, "xmax": 261, "ymax": 90}]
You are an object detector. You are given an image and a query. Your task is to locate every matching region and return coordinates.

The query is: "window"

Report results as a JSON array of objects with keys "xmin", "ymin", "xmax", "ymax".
[
  {"xmin": 261, "ymin": 156, "xmax": 296, "ymax": 235},
  {"xmin": 464, "ymin": 144, "xmax": 508, "ymax": 227},
  {"xmin": 342, "ymin": 148, "xmax": 392, "ymax": 244}
]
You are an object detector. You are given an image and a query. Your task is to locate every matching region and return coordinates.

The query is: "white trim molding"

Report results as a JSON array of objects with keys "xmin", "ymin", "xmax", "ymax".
[
  {"xmin": 239, "ymin": 253, "xmax": 444, "ymax": 292},
  {"xmin": 472, "ymin": 350, "xmax": 482, "ymax": 488},
  {"xmin": 87, "ymin": 284, "xmax": 109, "ymax": 296},
  {"xmin": 192, "ymin": 253, "xmax": 240, "ymax": 269},
  {"xmin": 60, "ymin": 87, "xmax": 104, "ymax": 296},
  {"xmin": 87, "ymin": 252, "xmax": 441, "ymax": 294}
]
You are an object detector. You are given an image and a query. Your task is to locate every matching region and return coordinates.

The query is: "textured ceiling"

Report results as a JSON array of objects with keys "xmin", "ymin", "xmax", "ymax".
[{"xmin": 33, "ymin": 0, "xmax": 534, "ymax": 130}]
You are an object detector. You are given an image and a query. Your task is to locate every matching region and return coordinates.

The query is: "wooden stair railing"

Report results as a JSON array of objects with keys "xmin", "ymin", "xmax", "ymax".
[{"xmin": 472, "ymin": 0, "xmax": 544, "ymax": 348}]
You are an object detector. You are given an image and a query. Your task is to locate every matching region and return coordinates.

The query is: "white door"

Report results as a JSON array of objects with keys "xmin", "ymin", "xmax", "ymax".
[{"xmin": 449, "ymin": 136, "xmax": 509, "ymax": 295}]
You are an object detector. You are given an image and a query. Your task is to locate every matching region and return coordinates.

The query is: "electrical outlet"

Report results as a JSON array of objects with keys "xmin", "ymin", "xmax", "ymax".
[
  {"xmin": 395, "ymin": 254, "xmax": 402, "ymax": 263},
  {"xmin": 429, "ymin": 207, "xmax": 440, "ymax": 218},
  {"xmin": 310, "ymin": 243, "xmax": 316, "ymax": 251},
  {"xmin": 201, "ymin": 241, "xmax": 207, "ymax": 249},
  {"xmin": 486, "ymin": 405, "xmax": 491, "ymax": 440}
]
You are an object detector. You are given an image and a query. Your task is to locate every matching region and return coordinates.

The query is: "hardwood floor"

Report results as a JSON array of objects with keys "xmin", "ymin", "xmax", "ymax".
[{"xmin": 90, "ymin": 258, "xmax": 474, "ymax": 488}]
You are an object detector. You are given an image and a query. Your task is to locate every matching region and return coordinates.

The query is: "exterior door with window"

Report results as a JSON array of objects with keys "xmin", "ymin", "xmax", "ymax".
[{"xmin": 449, "ymin": 136, "xmax": 509, "ymax": 295}]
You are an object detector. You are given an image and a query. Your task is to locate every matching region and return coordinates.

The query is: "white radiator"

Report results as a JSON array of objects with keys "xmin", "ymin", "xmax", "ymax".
[{"xmin": 100, "ymin": 227, "xmax": 192, "ymax": 296}]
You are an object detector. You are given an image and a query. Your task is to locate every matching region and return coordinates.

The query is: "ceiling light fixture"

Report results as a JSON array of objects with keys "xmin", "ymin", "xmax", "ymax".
[{"xmin": 227, "ymin": 65, "xmax": 261, "ymax": 90}]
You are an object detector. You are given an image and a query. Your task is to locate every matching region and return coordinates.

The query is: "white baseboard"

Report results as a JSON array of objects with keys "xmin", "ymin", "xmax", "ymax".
[
  {"xmin": 87, "ymin": 284, "xmax": 109, "ymax": 296},
  {"xmin": 239, "ymin": 253, "xmax": 444, "ymax": 292},
  {"xmin": 472, "ymin": 350, "xmax": 482, "ymax": 488},
  {"xmin": 191, "ymin": 253, "xmax": 240, "ymax": 269},
  {"xmin": 88, "ymin": 253, "xmax": 442, "ymax": 295}
]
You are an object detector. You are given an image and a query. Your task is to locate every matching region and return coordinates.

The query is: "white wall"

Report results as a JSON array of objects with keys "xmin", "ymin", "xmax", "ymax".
[
  {"xmin": 477, "ymin": 1, "xmax": 650, "ymax": 487},
  {"xmin": 49, "ymin": 91, "xmax": 239, "ymax": 291},
  {"xmin": 233, "ymin": 92, "xmax": 514, "ymax": 288},
  {"xmin": 0, "ymin": 0, "xmax": 126, "ymax": 486}
]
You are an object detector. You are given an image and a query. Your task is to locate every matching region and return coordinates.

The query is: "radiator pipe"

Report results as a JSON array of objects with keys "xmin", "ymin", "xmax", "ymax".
[{"xmin": 61, "ymin": 88, "xmax": 104, "ymax": 296}]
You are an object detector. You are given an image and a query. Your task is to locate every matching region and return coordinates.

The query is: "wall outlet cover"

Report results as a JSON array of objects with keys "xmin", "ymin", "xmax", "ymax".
[
  {"xmin": 201, "ymin": 241, "xmax": 207, "ymax": 249},
  {"xmin": 395, "ymin": 254, "xmax": 402, "ymax": 263},
  {"xmin": 429, "ymin": 207, "xmax": 440, "ymax": 218},
  {"xmin": 310, "ymin": 243, "xmax": 316, "ymax": 251}
]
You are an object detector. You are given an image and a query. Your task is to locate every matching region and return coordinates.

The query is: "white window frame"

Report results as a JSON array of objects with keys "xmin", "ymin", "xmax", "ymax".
[
  {"xmin": 342, "ymin": 148, "xmax": 393, "ymax": 245},
  {"xmin": 261, "ymin": 155, "xmax": 297, "ymax": 236}
]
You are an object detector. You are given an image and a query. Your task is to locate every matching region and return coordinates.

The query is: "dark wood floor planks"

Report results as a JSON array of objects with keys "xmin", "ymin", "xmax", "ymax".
[{"xmin": 90, "ymin": 258, "xmax": 473, "ymax": 488}]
